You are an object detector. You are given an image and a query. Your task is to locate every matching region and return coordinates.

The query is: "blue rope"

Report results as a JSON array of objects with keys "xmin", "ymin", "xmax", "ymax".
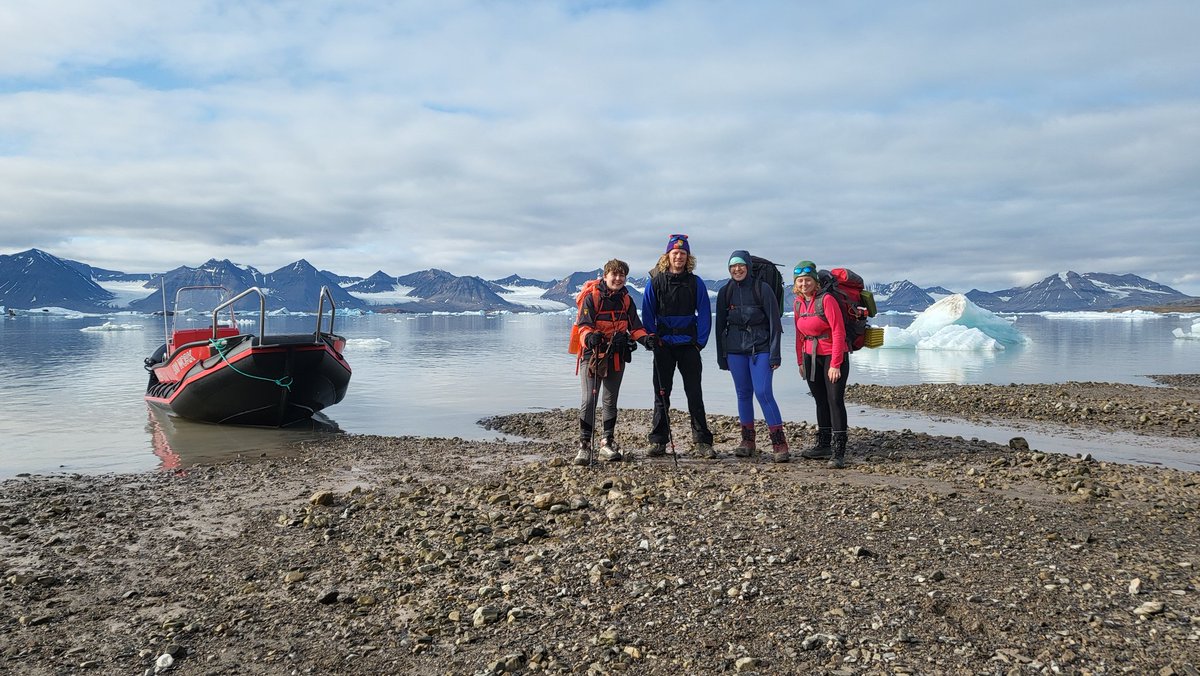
[{"xmin": 208, "ymin": 338, "xmax": 292, "ymax": 391}]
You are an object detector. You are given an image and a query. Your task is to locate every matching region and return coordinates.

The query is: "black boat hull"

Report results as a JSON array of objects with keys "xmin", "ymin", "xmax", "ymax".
[{"xmin": 146, "ymin": 335, "xmax": 351, "ymax": 427}]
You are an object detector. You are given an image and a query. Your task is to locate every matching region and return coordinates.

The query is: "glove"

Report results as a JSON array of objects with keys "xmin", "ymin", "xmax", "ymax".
[
  {"xmin": 717, "ymin": 356, "xmax": 729, "ymax": 370},
  {"xmin": 610, "ymin": 332, "xmax": 629, "ymax": 351},
  {"xmin": 585, "ymin": 332, "xmax": 606, "ymax": 349},
  {"xmin": 637, "ymin": 335, "xmax": 657, "ymax": 351}
]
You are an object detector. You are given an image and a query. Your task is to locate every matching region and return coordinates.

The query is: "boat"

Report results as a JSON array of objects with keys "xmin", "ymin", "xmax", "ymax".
[{"xmin": 144, "ymin": 285, "xmax": 352, "ymax": 426}]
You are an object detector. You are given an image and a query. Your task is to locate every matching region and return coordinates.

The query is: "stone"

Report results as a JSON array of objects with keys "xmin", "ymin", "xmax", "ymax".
[
  {"xmin": 309, "ymin": 490, "xmax": 335, "ymax": 506},
  {"xmin": 1134, "ymin": 601, "xmax": 1165, "ymax": 616},
  {"xmin": 735, "ymin": 656, "xmax": 761, "ymax": 672}
]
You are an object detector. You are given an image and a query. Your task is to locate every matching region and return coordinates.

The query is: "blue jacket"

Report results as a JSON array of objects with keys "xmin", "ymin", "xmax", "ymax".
[
  {"xmin": 715, "ymin": 276, "xmax": 782, "ymax": 367},
  {"xmin": 641, "ymin": 271, "xmax": 712, "ymax": 348}
]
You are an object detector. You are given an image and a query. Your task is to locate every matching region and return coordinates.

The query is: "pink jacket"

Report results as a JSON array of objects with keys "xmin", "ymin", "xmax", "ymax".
[{"xmin": 794, "ymin": 294, "xmax": 846, "ymax": 369}]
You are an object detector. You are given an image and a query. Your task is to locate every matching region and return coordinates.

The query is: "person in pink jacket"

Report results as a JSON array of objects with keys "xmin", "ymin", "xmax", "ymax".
[{"xmin": 792, "ymin": 260, "xmax": 849, "ymax": 468}]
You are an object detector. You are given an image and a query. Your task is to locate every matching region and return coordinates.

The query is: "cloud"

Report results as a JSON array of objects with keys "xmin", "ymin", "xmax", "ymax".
[{"xmin": 1, "ymin": 0, "xmax": 1199, "ymax": 294}]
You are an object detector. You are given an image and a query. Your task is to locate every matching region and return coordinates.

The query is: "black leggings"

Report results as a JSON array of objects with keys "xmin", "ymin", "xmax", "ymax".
[{"xmin": 805, "ymin": 353, "xmax": 849, "ymax": 432}]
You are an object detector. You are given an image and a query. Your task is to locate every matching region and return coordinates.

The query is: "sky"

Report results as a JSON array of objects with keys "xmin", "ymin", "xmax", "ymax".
[{"xmin": 1, "ymin": 1, "xmax": 1198, "ymax": 295}]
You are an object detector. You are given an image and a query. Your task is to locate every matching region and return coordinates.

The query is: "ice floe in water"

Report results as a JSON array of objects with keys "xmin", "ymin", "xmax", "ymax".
[
  {"xmin": 344, "ymin": 337, "xmax": 391, "ymax": 350},
  {"xmin": 80, "ymin": 322, "xmax": 144, "ymax": 332},
  {"xmin": 879, "ymin": 294, "xmax": 1027, "ymax": 351},
  {"xmin": 1173, "ymin": 322, "xmax": 1200, "ymax": 340}
]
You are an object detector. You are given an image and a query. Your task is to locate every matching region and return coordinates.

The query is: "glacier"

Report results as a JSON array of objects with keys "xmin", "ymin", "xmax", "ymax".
[{"xmin": 878, "ymin": 294, "xmax": 1027, "ymax": 351}]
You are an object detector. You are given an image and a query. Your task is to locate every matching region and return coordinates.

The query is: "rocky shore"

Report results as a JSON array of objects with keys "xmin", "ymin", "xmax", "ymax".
[
  {"xmin": 846, "ymin": 377, "xmax": 1200, "ymax": 439},
  {"xmin": 3, "ymin": 381, "xmax": 1199, "ymax": 675}
]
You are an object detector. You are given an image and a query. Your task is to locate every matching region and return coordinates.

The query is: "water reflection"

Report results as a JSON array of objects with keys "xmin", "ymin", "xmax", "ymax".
[
  {"xmin": 145, "ymin": 406, "xmax": 344, "ymax": 471},
  {"xmin": 851, "ymin": 346, "xmax": 1001, "ymax": 383}
]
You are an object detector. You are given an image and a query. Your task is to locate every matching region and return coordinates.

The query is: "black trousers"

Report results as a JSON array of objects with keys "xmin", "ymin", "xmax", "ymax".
[
  {"xmin": 805, "ymin": 352, "xmax": 849, "ymax": 432},
  {"xmin": 649, "ymin": 344, "xmax": 713, "ymax": 445}
]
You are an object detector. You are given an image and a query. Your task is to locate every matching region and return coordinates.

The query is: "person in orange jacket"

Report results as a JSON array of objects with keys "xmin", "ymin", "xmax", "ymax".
[{"xmin": 574, "ymin": 258, "xmax": 655, "ymax": 464}]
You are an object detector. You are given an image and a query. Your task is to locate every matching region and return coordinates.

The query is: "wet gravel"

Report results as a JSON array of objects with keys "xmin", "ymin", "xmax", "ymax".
[
  {"xmin": 2, "ymin": 382, "xmax": 1199, "ymax": 675},
  {"xmin": 846, "ymin": 379, "xmax": 1200, "ymax": 439}
]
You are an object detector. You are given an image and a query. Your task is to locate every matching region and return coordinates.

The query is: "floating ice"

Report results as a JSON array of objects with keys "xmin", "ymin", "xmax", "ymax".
[
  {"xmin": 1173, "ymin": 322, "xmax": 1200, "ymax": 340},
  {"xmin": 878, "ymin": 294, "xmax": 1026, "ymax": 351},
  {"xmin": 345, "ymin": 337, "xmax": 391, "ymax": 350},
  {"xmin": 80, "ymin": 322, "xmax": 144, "ymax": 332}
]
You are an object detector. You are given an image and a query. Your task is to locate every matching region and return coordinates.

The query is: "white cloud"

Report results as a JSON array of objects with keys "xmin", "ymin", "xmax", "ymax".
[{"xmin": 1, "ymin": 0, "xmax": 1199, "ymax": 294}]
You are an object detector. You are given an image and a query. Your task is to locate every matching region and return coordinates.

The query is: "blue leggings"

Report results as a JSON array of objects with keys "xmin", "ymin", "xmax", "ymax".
[{"xmin": 727, "ymin": 352, "xmax": 783, "ymax": 427}]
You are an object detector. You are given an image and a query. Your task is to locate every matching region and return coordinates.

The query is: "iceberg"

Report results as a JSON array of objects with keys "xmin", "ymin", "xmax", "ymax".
[
  {"xmin": 879, "ymin": 294, "xmax": 1027, "ymax": 351},
  {"xmin": 80, "ymin": 322, "xmax": 144, "ymax": 332},
  {"xmin": 345, "ymin": 337, "xmax": 391, "ymax": 350},
  {"xmin": 1173, "ymin": 322, "xmax": 1200, "ymax": 340}
]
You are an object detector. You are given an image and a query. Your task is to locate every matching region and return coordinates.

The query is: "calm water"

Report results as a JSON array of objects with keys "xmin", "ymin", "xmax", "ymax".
[{"xmin": 1, "ymin": 311, "xmax": 1198, "ymax": 477}]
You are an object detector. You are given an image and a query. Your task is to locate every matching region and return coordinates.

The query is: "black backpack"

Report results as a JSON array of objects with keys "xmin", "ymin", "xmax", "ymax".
[{"xmin": 749, "ymin": 255, "xmax": 785, "ymax": 316}]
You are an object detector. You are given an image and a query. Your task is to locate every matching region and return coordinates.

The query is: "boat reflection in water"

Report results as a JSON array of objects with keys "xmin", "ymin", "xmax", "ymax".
[{"xmin": 146, "ymin": 405, "xmax": 344, "ymax": 471}]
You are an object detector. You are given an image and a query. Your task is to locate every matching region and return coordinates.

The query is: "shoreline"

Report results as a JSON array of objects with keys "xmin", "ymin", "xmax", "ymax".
[{"xmin": 3, "ymin": 382, "xmax": 1199, "ymax": 674}]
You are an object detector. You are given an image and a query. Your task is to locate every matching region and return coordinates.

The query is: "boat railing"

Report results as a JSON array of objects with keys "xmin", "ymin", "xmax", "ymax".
[
  {"xmin": 212, "ymin": 287, "xmax": 266, "ymax": 345},
  {"xmin": 315, "ymin": 286, "xmax": 337, "ymax": 338}
]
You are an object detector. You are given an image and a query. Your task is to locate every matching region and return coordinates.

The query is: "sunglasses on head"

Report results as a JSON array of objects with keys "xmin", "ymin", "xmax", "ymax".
[{"xmin": 794, "ymin": 265, "xmax": 815, "ymax": 275}]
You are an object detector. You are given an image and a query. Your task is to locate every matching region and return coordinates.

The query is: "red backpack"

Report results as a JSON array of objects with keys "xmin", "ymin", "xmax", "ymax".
[{"xmin": 567, "ymin": 279, "xmax": 631, "ymax": 355}]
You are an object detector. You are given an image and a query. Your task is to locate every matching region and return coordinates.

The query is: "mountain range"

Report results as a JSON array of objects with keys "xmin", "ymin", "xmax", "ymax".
[{"xmin": 0, "ymin": 248, "xmax": 1194, "ymax": 314}]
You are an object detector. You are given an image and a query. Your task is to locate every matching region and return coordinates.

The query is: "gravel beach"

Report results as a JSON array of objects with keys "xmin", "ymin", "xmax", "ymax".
[{"xmin": 3, "ymin": 380, "xmax": 1199, "ymax": 675}]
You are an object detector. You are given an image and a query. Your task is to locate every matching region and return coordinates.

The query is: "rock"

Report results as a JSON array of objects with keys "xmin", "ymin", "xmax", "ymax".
[
  {"xmin": 309, "ymin": 490, "xmax": 335, "ymax": 506},
  {"xmin": 284, "ymin": 570, "xmax": 306, "ymax": 584},
  {"xmin": 1134, "ymin": 601, "xmax": 1165, "ymax": 616},
  {"xmin": 801, "ymin": 633, "xmax": 839, "ymax": 650},
  {"xmin": 1009, "ymin": 437, "xmax": 1030, "ymax": 451},
  {"xmin": 1129, "ymin": 578, "xmax": 1142, "ymax": 595},
  {"xmin": 532, "ymin": 492, "xmax": 562, "ymax": 510},
  {"xmin": 735, "ymin": 656, "xmax": 762, "ymax": 672},
  {"xmin": 473, "ymin": 606, "xmax": 502, "ymax": 627},
  {"xmin": 154, "ymin": 653, "xmax": 174, "ymax": 673}
]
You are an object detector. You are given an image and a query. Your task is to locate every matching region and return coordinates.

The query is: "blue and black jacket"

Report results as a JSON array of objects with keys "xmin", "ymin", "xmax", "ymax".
[{"xmin": 641, "ymin": 271, "xmax": 712, "ymax": 348}]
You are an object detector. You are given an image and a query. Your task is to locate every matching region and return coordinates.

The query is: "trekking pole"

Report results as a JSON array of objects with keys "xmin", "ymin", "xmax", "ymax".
[
  {"xmin": 651, "ymin": 346, "xmax": 679, "ymax": 471},
  {"xmin": 585, "ymin": 341, "xmax": 609, "ymax": 470}
]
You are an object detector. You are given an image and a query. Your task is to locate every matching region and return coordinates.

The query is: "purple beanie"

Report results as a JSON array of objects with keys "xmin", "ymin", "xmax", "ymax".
[{"xmin": 665, "ymin": 233, "xmax": 691, "ymax": 254}]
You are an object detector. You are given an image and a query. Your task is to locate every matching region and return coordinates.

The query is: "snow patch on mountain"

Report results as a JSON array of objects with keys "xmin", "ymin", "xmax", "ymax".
[{"xmin": 348, "ymin": 285, "xmax": 420, "ymax": 305}]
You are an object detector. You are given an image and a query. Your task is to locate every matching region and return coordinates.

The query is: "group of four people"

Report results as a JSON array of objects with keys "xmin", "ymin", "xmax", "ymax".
[{"xmin": 572, "ymin": 234, "xmax": 851, "ymax": 469}]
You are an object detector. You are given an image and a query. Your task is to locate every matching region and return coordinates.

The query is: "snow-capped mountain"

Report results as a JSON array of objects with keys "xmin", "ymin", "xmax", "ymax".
[
  {"xmin": 541, "ymin": 270, "xmax": 604, "ymax": 305},
  {"xmin": 262, "ymin": 259, "xmax": 367, "ymax": 312},
  {"xmin": 966, "ymin": 271, "xmax": 1190, "ymax": 312},
  {"xmin": 0, "ymin": 249, "xmax": 116, "ymax": 311},
  {"xmin": 383, "ymin": 268, "xmax": 519, "ymax": 312},
  {"xmin": 868, "ymin": 281, "xmax": 936, "ymax": 312},
  {"xmin": 345, "ymin": 271, "xmax": 401, "ymax": 293},
  {"xmin": 126, "ymin": 259, "xmax": 266, "ymax": 312},
  {"xmin": 490, "ymin": 274, "xmax": 554, "ymax": 290},
  {"xmin": 2, "ymin": 249, "xmax": 1195, "ymax": 314}
]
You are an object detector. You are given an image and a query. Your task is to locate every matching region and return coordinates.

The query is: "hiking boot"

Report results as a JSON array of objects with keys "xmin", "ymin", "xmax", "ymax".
[
  {"xmin": 598, "ymin": 438, "xmax": 623, "ymax": 462},
  {"xmin": 829, "ymin": 431, "xmax": 848, "ymax": 469},
  {"xmin": 734, "ymin": 424, "xmax": 756, "ymax": 458},
  {"xmin": 769, "ymin": 426, "xmax": 790, "ymax": 463},
  {"xmin": 800, "ymin": 427, "xmax": 832, "ymax": 459},
  {"xmin": 696, "ymin": 442, "xmax": 718, "ymax": 460},
  {"xmin": 647, "ymin": 443, "xmax": 667, "ymax": 458},
  {"xmin": 572, "ymin": 441, "xmax": 591, "ymax": 466}
]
